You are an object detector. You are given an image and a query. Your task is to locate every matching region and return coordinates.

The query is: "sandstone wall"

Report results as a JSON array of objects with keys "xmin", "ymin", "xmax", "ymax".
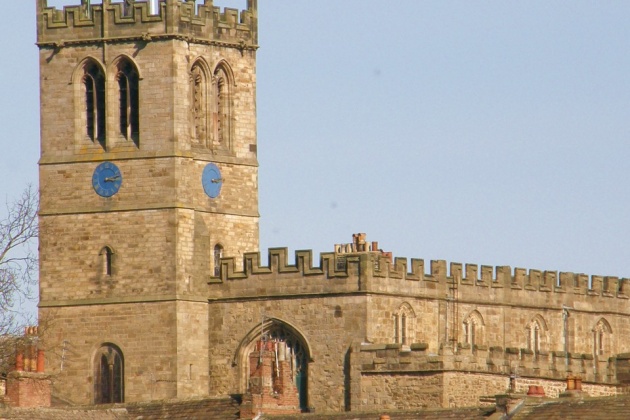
[{"xmin": 207, "ymin": 295, "xmax": 367, "ymax": 413}]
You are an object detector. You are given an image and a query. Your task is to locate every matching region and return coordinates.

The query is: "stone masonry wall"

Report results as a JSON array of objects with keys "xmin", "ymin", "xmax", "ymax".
[
  {"xmin": 38, "ymin": 0, "xmax": 259, "ymax": 406},
  {"xmin": 217, "ymin": 250, "xmax": 630, "ymax": 361},
  {"xmin": 351, "ymin": 342, "xmax": 630, "ymax": 410},
  {"xmin": 40, "ymin": 302, "xmax": 179, "ymax": 405},
  {"xmin": 207, "ymin": 295, "xmax": 368, "ymax": 413}
]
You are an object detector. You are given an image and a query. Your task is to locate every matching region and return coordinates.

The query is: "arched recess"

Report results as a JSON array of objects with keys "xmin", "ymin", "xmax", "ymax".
[
  {"xmin": 393, "ymin": 302, "xmax": 416, "ymax": 345},
  {"xmin": 93, "ymin": 343, "xmax": 124, "ymax": 404},
  {"xmin": 72, "ymin": 57, "xmax": 106, "ymax": 150},
  {"xmin": 110, "ymin": 55, "xmax": 141, "ymax": 147},
  {"xmin": 593, "ymin": 317, "xmax": 613, "ymax": 357},
  {"xmin": 233, "ymin": 318, "xmax": 313, "ymax": 411},
  {"xmin": 525, "ymin": 314, "xmax": 549, "ymax": 354},
  {"xmin": 211, "ymin": 59, "xmax": 236, "ymax": 150},
  {"xmin": 462, "ymin": 309, "xmax": 485, "ymax": 347},
  {"xmin": 189, "ymin": 58, "xmax": 211, "ymax": 148}
]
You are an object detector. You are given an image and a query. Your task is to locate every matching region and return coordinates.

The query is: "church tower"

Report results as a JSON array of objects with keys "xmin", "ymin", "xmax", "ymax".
[{"xmin": 36, "ymin": 0, "xmax": 258, "ymax": 404}]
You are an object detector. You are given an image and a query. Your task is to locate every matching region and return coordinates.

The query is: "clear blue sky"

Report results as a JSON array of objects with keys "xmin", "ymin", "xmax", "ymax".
[{"xmin": 2, "ymin": 1, "xmax": 630, "ymax": 294}]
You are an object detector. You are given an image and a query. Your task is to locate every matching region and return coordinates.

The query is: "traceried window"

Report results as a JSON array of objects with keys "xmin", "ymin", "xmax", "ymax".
[
  {"xmin": 191, "ymin": 62, "xmax": 208, "ymax": 147},
  {"xmin": 593, "ymin": 318, "xmax": 612, "ymax": 357},
  {"xmin": 117, "ymin": 59, "xmax": 140, "ymax": 146},
  {"xmin": 83, "ymin": 61, "xmax": 106, "ymax": 147},
  {"xmin": 463, "ymin": 310, "xmax": 484, "ymax": 347},
  {"xmin": 527, "ymin": 321, "xmax": 540, "ymax": 352},
  {"xmin": 95, "ymin": 344, "xmax": 124, "ymax": 404},
  {"xmin": 525, "ymin": 315, "xmax": 547, "ymax": 354},
  {"xmin": 213, "ymin": 244, "xmax": 223, "ymax": 277},
  {"xmin": 393, "ymin": 303, "xmax": 415, "ymax": 346}
]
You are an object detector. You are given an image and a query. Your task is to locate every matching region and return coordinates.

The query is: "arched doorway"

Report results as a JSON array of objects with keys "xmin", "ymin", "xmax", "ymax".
[{"xmin": 236, "ymin": 319, "xmax": 311, "ymax": 412}]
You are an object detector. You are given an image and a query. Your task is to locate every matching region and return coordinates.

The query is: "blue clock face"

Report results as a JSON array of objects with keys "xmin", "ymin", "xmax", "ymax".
[
  {"xmin": 202, "ymin": 163, "xmax": 222, "ymax": 198},
  {"xmin": 92, "ymin": 162, "xmax": 122, "ymax": 197}
]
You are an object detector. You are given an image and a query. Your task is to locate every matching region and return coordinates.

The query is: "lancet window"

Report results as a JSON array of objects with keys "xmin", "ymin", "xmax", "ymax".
[
  {"xmin": 83, "ymin": 61, "xmax": 106, "ymax": 147},
  {"xmin": 117, "ymin": 59, "xmax": 140, "ymax": 145},
  {"xmin": 212, "ymin": 63, "xmax": 232, "ymax": 149},
  {"xmin": 190, "ymin": 62, "xmax": 208, "ymax": 147}
]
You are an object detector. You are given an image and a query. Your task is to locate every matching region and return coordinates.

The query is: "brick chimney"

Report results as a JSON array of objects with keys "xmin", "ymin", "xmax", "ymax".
[
  {"xmin": 240, "ymin": 339, "xmax": 301, "ymax": 419},
  {"xmin": 5, "ymin": 326, "xmax": 51, "ymax": 408}
]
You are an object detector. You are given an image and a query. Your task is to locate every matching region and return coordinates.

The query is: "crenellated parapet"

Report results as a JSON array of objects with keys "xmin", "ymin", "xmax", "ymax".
[
  {"xmin": 36, "ymin": 0, "xmax": 257, "ymax": 48},
  {"xmin": 353, "ymin": 342, "xmax": 630, "ymax": 391},
  {"xmin": 211, "ymin": 245, "xmax": 630, "ymax": 310}
]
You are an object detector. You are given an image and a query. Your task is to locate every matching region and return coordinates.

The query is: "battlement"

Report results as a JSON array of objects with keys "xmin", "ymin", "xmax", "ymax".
[
  {"xmin": 212, "ymin": 245, "xmax": 630, "ymax": 308},
  {"xmin": 37, "ymin": 0, "xmax": 257, "ymax": 47},
  {"xmin": 351, "ymin": 342, "xmax": 630, "ymax": 405}
]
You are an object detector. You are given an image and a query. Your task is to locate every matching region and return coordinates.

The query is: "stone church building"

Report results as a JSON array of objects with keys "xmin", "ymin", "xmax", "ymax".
[{"xmin": 35, "ymin": 0, "xmax": 630, "ymax": 415}]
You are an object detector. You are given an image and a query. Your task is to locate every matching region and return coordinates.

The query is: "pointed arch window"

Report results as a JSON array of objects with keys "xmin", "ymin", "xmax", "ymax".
[
  {"xmin": 117, "ymin": 59, "xmax": 140, "ymax": 146},
  {"xmin": 212, "ymin": 63, "xmax": 232, "ymax": 149},
  {"xmin": 95, "ymin": 344, "xmax": 124, "ymax": 404},
  {"xmin": 214, "ymin": 244, "xmax": 224, "ymax": 277},
  {"xmin": 527, "ymin": 322, "xmax": 540, "ymax": 353},
  {"xmin": 593, "ymin": 318, "xmax": 612, "ymax": 357},
  {"xmin": 393, "ymin": 303, "xmax": 415, "ymax": 346},
  {"xmin": 190, "ymin": 62, "xmax": 208, "ymax": 147},
  {"xmin": 525, "ymin": 316, "xmax": 548, "ymax": 355},
  {"xmin": 463, "ymin": 310, "xmax": 484, "ymax": 348},
  {"xmin": 83, "ymin": 62, "xmax": 106, "ymax": 147}
]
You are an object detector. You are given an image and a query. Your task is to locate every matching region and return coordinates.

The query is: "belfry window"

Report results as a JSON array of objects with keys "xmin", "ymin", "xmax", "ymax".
[
  {"xmin": 191, "ymin": 62, "xmax": 208, "ymax": 147},
  {"xmin": 212, "ymin": 63, "xmax": 232, "ymax": 149},
  {"xmin": 83, "ymin": 62, "xmax": 106, "ymax": 146},
  {"xmin": 95, "ymin": 344, "xmax": 124, "ymax": 404},
  {"xmin": 117, "ymin": 60, "xmax": 140, "ymax": 146}
]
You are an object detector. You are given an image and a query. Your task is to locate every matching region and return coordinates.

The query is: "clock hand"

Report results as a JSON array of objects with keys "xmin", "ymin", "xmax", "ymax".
[
  {"xmin": 211, "ymin": 178, "xmax": 224, "ymax": 184},
  {"xmin": 104, "ymin": 175, "xmax": 121, "ymax": 182}
]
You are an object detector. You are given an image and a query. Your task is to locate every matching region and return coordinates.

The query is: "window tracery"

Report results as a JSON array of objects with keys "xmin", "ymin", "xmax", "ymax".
[
  {"xmin": 393, "ymin": 303, "xmax": 415, "ymax": 345},
  {"xmin": 463, "ymin": 310, "xmax": 484, "ymax": 347},
  {"xmin": 593, "ymin": 318, "xmax": 612, "ymax": 357},
  {"xmin": 525, "ymin": 316, "xmax": 547, "ymax": 354},
  {"xmin": 94, "ymin": 344, "xmax": 124, "ymax": 404}
]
